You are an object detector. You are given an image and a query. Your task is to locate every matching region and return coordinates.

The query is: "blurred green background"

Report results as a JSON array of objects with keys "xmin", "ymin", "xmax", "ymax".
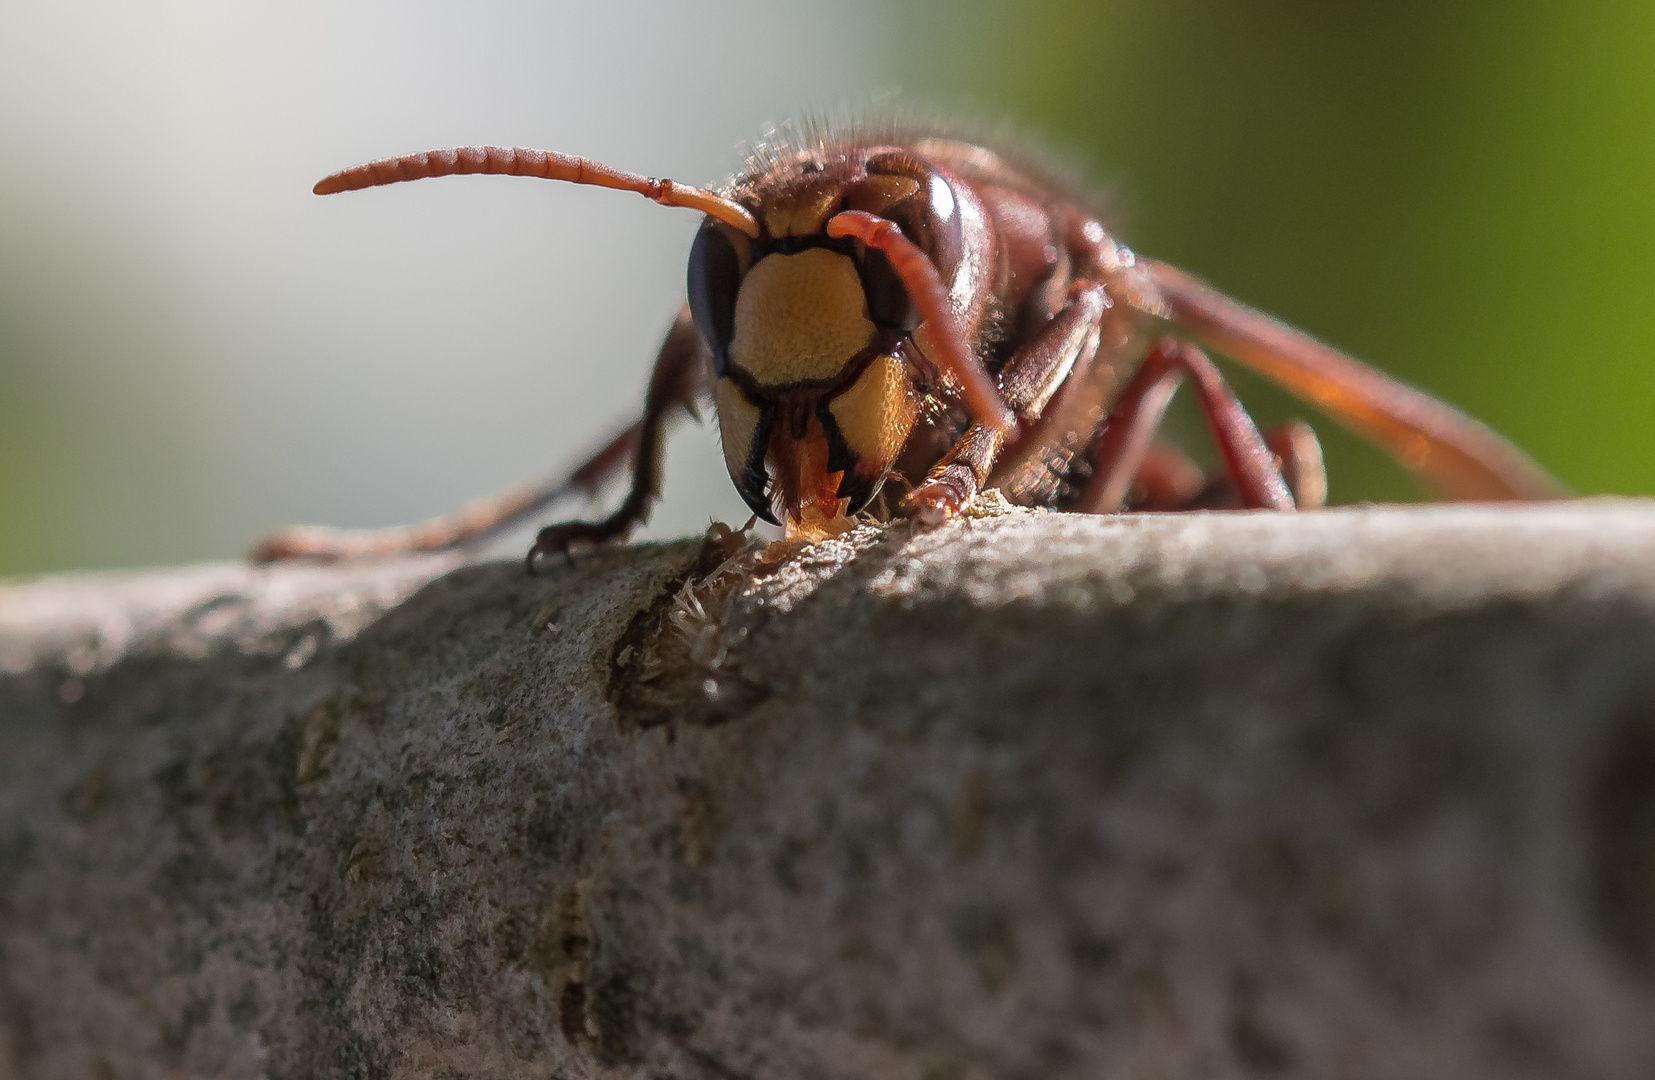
[
  {"xmin": 911, "ymin": 0, "xmax": 1655, "ymax": 506},
  {"xmin": 3, "ymin": 0, "xmax": 1653, "ymax": 577}
]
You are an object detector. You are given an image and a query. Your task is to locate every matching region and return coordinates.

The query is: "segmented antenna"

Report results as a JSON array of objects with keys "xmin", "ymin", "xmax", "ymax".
[{"xmin": 313, "ymin": 145, "xmax": 760, "ymax": 237}]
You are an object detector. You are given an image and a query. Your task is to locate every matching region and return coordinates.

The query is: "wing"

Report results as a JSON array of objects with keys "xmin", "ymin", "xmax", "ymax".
[{"xmin": 1138, "ymin": 259, "xmax": 1565, "ymax": 501}]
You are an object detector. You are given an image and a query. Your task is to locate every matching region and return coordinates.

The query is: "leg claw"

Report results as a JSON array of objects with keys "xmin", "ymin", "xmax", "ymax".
[
  {"xmin": 525, "ymin": 522, "xmax": 608, "ymax": 575},
  {"xmin": 906, "ymin": 465, "xmax": 977, "ymax": 527}
]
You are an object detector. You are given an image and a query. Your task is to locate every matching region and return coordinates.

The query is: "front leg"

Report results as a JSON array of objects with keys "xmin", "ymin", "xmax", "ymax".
[
  {"xmin": 527, "ymin": 306, "xmax": 713, "ymax": 569},
  {"xmin": 908, "ymin": 282, "xmax": 1109, "ymax": 524}
]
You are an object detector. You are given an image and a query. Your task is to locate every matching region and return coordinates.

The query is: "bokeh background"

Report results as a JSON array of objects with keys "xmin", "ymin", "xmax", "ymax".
[{"xmin": 2, "ymin": 0, "xmax": 1653, "ymax": 576}]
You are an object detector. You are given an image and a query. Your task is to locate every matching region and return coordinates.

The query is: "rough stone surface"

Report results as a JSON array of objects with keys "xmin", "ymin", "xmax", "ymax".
[{"xmin": 4, "ymin": 503, "xmax": 1655, "ymax": 1079}]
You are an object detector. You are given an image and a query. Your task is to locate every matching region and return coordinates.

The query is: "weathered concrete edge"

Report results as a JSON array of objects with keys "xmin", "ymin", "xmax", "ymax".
[
  {"xmin": 7, "ymin": 500, "xmax": 1655, "ymax": 671},
  {"xmin": 6, "ymin": 501, "xmax": 1655, "ymax": 1079}
]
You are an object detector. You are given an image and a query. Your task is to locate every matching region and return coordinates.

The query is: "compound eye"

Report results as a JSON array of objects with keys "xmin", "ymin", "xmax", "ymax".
[
  {"xmin": 686, "ymin": 221, "xmax": 742, "ymax": 367},
  {"xmin": 915, "ymin": 173, "xmax": 963, "ymax": 285},
  {"xmin": 865, "ymin": 154, "xmax": 965, "ymax": 289},
  {"xmin": 860, "ymin": 247, "xmax": 920, "ymax": 332}
]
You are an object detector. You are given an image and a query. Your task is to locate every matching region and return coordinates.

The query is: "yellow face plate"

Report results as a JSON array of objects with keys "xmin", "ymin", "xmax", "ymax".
[
  {"xmin": 728, "ymin": 249, "xmax": 875, "ymax": 386},
  {"xmin": 828, "ymin": 353, "xmax": 919, "ymax": 483},
  {"xmin": 715, "ymin": 379, "xmax": 762, "ymax": 488}
]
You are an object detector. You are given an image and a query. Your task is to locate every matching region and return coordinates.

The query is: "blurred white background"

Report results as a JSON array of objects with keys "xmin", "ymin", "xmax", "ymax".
[
  {"xmin": 13, "ymin": 1, "xmax": 1652, "ymax": 578},
  {"xmin": 0, "ymin": 0, "xmax": 892, "ymax": 573}
]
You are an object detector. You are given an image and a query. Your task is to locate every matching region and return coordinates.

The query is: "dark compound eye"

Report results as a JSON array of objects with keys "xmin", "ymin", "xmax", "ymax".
[
  {"xmin": 686, "ymin": 221, "xmax": 742, "ymax": 370},
  {"xmin": 859, "ymin": 247, "xmax": 920, "ymax": 332},
  {"xmin": 865, "ymin": 153, "xmax": 965, "ymax": 290},
  {"xmin": 919, "ymin": 172, "xmax": 963, "ymax": 284}
]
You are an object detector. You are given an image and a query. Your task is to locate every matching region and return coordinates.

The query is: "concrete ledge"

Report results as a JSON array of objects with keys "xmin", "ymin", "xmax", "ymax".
[{"xmin": 4, "ymin": 502, "xmax": 1655, "ymax": 1078}]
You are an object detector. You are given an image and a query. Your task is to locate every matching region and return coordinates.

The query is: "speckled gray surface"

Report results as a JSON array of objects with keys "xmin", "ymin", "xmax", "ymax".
[{"xmin": 4, "ymin": 503, "xmax": 1655, "ymax": 1079}]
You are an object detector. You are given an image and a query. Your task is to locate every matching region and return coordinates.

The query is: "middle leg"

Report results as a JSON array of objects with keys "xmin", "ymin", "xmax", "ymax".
[
  {"xmin": 1127, "ymin": 423, "xmax": 1326, "ymax": 511},
  {"xmin": 1077, "ymin": 337, "xmax": 1295, "ymax": 514}
]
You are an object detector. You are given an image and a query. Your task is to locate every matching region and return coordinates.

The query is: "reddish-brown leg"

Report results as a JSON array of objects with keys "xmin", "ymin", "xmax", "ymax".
[
  {"xmin": 249, "ymin": 423, "xmax": 642, "ymax": 562},
  {"xmin": 1135, "ymin": 424, "xmax": 1327, "ymax": 511},
  {"xmin": 1137, "ymin": 259, "xmax": 1563, "ymax": 501},
  {"xmin": 250, "ymin": 307, "xmax": 708, "ymax": 565},
  {"xmin": 909, "ymin": 282, "xmax": 1109, "ymax": 524},
  {"xmin": 1265, "ymin": 420, "xmax": 1327, "ymax": 509},
  {"xmin": 1078, "ymin": 337, "xmax": 1294, "ymax": 513},
  {"xmin": 527, "ymin": 306, "xmax": 713, "ymax": 570},
  {"xmin": 1135, "ymin": 422, "xmax": 1325, "ymax": 511},
  {"xmin": 1127, "ymin": 443, "xmax": 1208, "ymax": 510},
  {"xmin": 1076, "ymin": 352, "xmax": 1184, "ymax": 514}
]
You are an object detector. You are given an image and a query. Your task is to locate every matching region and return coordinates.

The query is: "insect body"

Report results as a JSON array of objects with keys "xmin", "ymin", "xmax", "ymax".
[{"xmin": 252, "ymin": 128, "xmax": 1563, "ymax": 568}]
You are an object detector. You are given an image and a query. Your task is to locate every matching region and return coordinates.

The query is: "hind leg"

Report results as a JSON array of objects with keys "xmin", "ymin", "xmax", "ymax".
[
  {"xmin": 1265, "ymin": 420, "xmax": 1326, "ymax": 509},
  {"xmin": 252, "ymin": 307, "xmax": 709, "ymax": 565}
]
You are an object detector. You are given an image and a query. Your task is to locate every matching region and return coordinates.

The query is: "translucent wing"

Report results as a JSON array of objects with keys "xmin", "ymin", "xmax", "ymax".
[{"xmin": 1140, "ymin": 260, "xmax": 1565, "ymax": 501}]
